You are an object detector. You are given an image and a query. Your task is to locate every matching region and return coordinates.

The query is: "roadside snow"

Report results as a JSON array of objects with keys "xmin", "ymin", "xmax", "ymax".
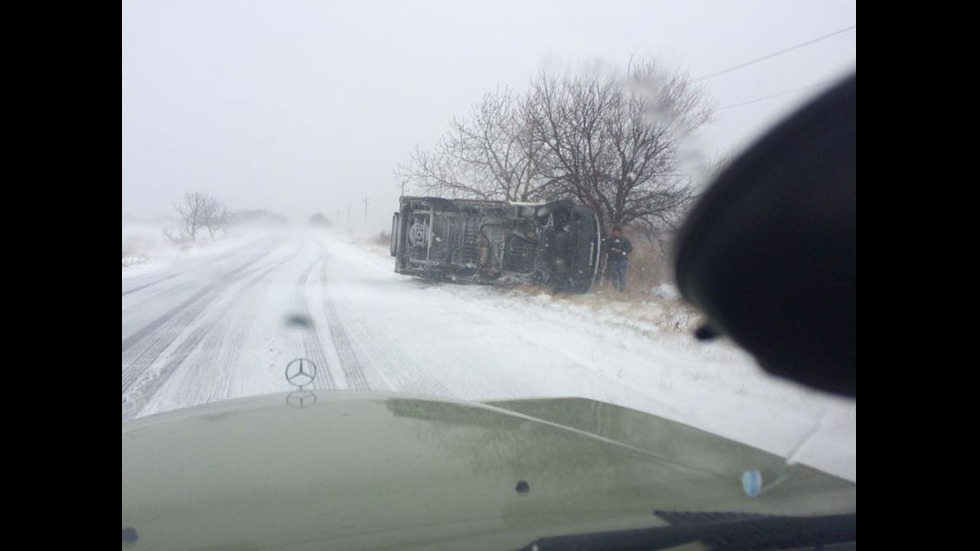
[
  {"xmin": 338, "ymin": 234, "xmax": 856, "ymax": 481},
  {"xmin": 121, "ymin": 225, "xmax": 276, "ymax": 276},
  {"xmin": 122, "ymin": 223, "xmax": 172, "ymax": 268}
]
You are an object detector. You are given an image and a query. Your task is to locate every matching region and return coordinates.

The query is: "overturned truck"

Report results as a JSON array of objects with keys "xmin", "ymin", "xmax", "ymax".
[{"xmin": 391, "ymin": 197, "xmax": 602, "ymax": 293}]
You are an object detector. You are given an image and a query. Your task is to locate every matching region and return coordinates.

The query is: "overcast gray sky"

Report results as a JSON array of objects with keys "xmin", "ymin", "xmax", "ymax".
[{"xmin": 122, "ymin": 0, "xmax": 856, "ymax": 230}]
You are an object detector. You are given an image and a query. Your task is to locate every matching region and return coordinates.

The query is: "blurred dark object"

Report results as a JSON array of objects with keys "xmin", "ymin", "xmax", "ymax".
[
  {"xmin": 285, "ymin": 313, "xmax": 313, "ymax": 329},
  {"xmin": 674, "ymin": 74, "xmax": 855, "ymax": 397},
  {"xmin": 310, "ymin": 212, "xmax": 332, "ymax": 227}
]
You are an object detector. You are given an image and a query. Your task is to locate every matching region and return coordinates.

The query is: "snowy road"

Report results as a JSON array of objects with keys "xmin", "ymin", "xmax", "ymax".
[{"xmin": 122, "ymin": 228, "xmax": 856, "ymax": 481}]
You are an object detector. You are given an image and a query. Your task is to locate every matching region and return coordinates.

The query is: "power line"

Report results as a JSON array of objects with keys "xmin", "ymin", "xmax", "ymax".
[
  {"xmin": 695, "ymin": 25, "xmax": 856, "ymax": 82},
  {"xmin": 717, "ymin": 77, "xmax": 850, "ymax": 111}
]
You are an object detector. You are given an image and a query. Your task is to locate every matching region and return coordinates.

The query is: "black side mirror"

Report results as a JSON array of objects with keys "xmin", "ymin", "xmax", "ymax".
[{"xmin": 674, "ymin": 74, "xmax": 855, "ymax": 397}]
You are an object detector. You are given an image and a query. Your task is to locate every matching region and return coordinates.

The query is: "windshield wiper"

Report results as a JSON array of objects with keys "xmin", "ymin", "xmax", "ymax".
[{"xmin": 519, "ymin": 511, "xmax": 856, "ymax": 551}]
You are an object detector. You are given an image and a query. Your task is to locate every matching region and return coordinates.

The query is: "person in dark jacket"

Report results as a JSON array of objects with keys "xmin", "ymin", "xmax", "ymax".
[{"xmin": 604, "ymin": 225, "xmax": 632, "ymax": 292}]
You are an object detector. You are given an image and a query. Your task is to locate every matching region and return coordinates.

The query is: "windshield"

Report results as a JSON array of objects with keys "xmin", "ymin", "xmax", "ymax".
[{"xmin": 122, "ymin": 1, "xmax": 855, "ymax": 548}]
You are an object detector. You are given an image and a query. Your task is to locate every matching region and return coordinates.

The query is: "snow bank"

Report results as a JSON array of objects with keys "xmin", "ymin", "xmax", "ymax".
[{"xmin": 122, "ymin": 223, "xmax": 173, "ymax": 268}]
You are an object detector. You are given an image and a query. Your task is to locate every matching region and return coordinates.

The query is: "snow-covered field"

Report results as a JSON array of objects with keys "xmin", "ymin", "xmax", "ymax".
[{"xmin": 122, "ymin": 227, "xmax": 855, "ymax": 481}]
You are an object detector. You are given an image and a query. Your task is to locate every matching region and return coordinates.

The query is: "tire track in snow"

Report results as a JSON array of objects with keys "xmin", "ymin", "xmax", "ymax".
[
  {"xmin": 294, "ymin": 250, "xmax": 336, "ymax": 391},
  {"xmin": 161, "ymin": 244, "xmax": 298, "ymax": 410},
  {"xmin": 123, "ymin": 248, "xmax": 296, "ymax": 415},
  {"xmin": 122, "ymin": 239, "xmax": 294, "ymax": 396},
  {"xmin": 122, "ymin": 284, "xmax": 215, "ymax": 355},
  {"xmin": 121, "ymin": 284, "xmax": 222, "ymax": 394},
  {"xmin": 341, "ymin": 317, "xmax": 451, "ymax": 398},
  {"xmin": 314, "ymin": 240, "xmax": 451, "ymax": 395},
  {"xmin": 121, "ymin": 272, "xmax": 182, "ymax": 297},
  {"xmin": 122, "ymin": 246, "xmax": 301, "ymax": 421},
  {"xmin": 315, "ymin": 243, "xmax": 370, "ymax": 391},
  {"xmin": 207, "ymin": 289, "xmax": 260, "ymax": 403},
  {"xmin": 121, "ymin": 244, "xmax": 275, "ymax": 354}
]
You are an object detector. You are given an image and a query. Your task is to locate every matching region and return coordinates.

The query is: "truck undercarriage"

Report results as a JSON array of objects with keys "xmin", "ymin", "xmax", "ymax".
[{"xmin": 391, "ymin": 197, "xmax": 602, "ymax": 293}]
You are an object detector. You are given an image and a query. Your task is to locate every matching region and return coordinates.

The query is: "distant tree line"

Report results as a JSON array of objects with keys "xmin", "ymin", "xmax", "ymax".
[
  {"xmin": 309, "ymin": 212, "xmax": 332, "ymax": 227},
  {"xmin": 169, "ymin": 192, "xmax": 287, "ymax": 242},
  {"xmin": 170, "ymin": 191, "xmax": 228, "ymax": 241},
  {"xmin": 396, "ymin": 57, "xmax": 716, "ymax": 238}
]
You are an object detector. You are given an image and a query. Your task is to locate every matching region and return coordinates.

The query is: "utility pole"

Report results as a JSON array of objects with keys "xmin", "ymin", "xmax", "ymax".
[
  {"xmin": 364, "ymin": 197, "xmax": 370, "ymax": 225},
  {"xmin": 347, "ymin": 205, "xmax": 351, "ymax": 228}
]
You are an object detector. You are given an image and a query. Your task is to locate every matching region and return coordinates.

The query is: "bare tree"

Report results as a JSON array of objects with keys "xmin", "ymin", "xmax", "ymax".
[
  {"xmin": 203, "ymin": 198, "xmax": 228, "ymax": 238},
  {"xmin": 174, "ymin": 192, "xmax": 209, "ymax": 241},
  {"xmin": 526, "ymin": 58, "xmax": 713, "ymax": 232},
  {"xmin": 396, "ymin": 88, "xmax": 556, "ymax": 202},
  {"xmin": 449, "ymin": 88, "xmax": 556, "ymax": 201},
  {"xmin": 174, "ymin": 191, "xmax": 228, "ymax": 240},
  {"xmin": 706, "ymin": 147, "xmax": 738, "ymax": 181},
  {"xmin": 396, "ymin": 144, "xmax": 489, "ymax": 199}
]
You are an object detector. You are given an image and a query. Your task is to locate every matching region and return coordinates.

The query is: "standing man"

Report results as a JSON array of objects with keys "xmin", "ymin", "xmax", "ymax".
[{"xmin": 605, "ymin": 225, "xmax": 632, "ymax": 292}]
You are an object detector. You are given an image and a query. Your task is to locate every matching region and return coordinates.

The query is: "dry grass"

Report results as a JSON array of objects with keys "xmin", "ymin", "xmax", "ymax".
[
  {"xmin": 358, "ymin": 234, "xmax": 702, "ymax": 335},
  {"xmin": 514, "ymin": 274, "xmax": 701, "ymax": 336},
  {"xmin": 618, "ymin": 235, "xmax": 670, "ymax": 292}
]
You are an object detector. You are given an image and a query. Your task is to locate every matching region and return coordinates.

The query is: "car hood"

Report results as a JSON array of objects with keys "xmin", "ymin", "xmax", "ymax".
[{"xmin": 122, "ymin": 392, "xmax": 855, "ymax": 550}]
